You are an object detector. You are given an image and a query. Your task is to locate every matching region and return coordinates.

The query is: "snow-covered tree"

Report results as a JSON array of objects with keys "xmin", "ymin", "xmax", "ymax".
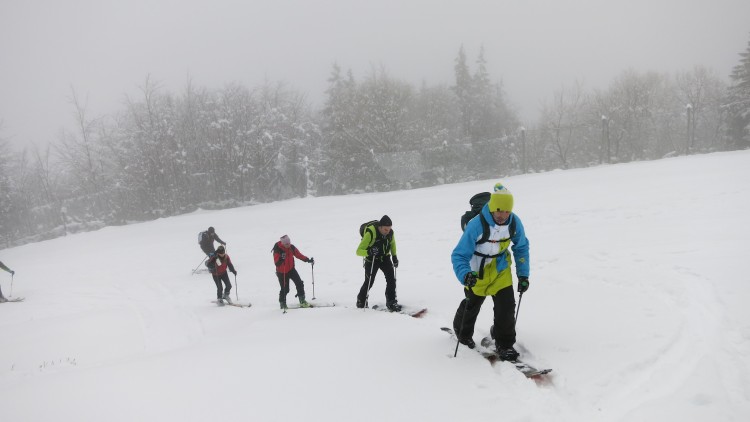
[{"xmin": 725, "ymin": 36, "xmax": 750, "ymax": 147}]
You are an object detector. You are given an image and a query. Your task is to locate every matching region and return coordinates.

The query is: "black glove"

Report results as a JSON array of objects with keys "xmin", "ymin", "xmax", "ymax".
[
  {"xmin": 280, "ymin": 252, "xmax": 286, "ymax": 260},
  {"xmin": 463, "ymin": 271, "xmax": 478, "ymax": 287},
  {"xmin": 308, "ymin": 257, "xmax": 315, "ymax": 265},
  {"xmin": 368, "ymin": 246, "xmax": 379, "ymax": 257},
  {"xmin": 517, "ymin": 276, "xmax": 530, "ymax": 293},
  {"xmin": 232, "ymin": 270, "xmax": 237, "ymax": 275},
  {"xmin": 10, "ymin": 270, "xmax": 15, "ymax": 276},
  {"xmin": 392, "ymin": 256, "xmax": 399, "ymax": 268}
]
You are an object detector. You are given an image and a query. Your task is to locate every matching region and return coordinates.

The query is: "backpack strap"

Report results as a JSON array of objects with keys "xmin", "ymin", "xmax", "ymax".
[
  {"xmin": 476, "ymin": 213, "xmax": 491, "ymax": 245},
  {"xmin": 364, "ymin": 224, "xmax": 376, "ymax": 244},
  {"xmin": 472, "ymin": 214, "xmax": 516, "ymax": 279}
]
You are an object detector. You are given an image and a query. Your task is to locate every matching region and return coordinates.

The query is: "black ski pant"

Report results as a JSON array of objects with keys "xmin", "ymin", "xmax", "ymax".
[
  {"xmin": 277, "ymin": 268, "xmax": 305, "ymax": 304},
  {"xmin": 453, "ymin": 285, "xmax": 516, "ymax": 348},
  {"xmin": 357, "ymin": 257, "xmax": 397, "ymax": 305},
  {"xmin": 212, "ymin": 272, "xmax": 232, "ymax": 299},
  {"xmin": 201, "ymin": 245, "xmax": 215, "ymax": 257}
]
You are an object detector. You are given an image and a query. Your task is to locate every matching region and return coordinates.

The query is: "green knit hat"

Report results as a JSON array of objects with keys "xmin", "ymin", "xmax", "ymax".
[{"xmin": 488, "ymin": 182, "xmax": 514, "ymax": 212}]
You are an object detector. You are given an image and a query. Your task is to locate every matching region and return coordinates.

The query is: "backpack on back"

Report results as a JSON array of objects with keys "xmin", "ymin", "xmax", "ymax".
[
  {"xmin": 461, "ymin": 192, "xmax": 515, "ymax": 244},
  {"xmin": 359, "ymin": 220, "xmax": 379, "ymax": 238},
  {"xmin": 461, "ymin": 192, "xmax": 491, "ymax": 231}
]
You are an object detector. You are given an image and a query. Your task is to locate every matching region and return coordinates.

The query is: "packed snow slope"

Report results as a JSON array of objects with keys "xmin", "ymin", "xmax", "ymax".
[{"xmin": 1, "ymin": 151, "xmax": 749, "ymax": 421}]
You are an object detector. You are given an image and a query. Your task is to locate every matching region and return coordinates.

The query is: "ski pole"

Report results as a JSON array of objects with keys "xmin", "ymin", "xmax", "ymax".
[
  {"xmin": 454, "ymin": 291, "xmax": 471, "ymax": 358},
  {"xmin": 310, "ymin": 262, "xmax": 316, "ymax": 300},
  {"xmin": 10, "ymin": 272, "xmax": 14, "ymax": 297},
  {"xmin": 364, "ymin": 257, "xmax": 377, "ymax": 310},
  {"xmin": 394, "ymin": 266, "xmax": 397, "ymax": 303},
  {"xmin": 192, "ymin": 256, "xmax": 208, "ymax": 275},
  {"xmin": 515, "ymin": 291, "xmax": 524, "ymax": 325},
  {"xmin": 283, "ymin": 272, "xmax": 288, "ymax": 314},
  {"xmin": 234, "ymin": 273, "xmax": 239, "ymax": 302}
]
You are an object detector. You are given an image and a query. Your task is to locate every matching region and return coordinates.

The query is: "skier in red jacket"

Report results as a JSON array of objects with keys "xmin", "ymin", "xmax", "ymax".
[
  {"xmin": 206, "ymin": 245, "xmax": 236, "ymax": 306},
  {"xmin": 272, "ymin": 235, "xmax": 314, "ymax": 310}
]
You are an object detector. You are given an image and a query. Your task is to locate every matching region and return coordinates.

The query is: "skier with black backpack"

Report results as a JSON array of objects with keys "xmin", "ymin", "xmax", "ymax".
[
  {"xmin": 451, "ymin": 182, "xmax": 530, "ymax": 361},
  {"xmin": 198, "ymin": 226, "xmax": 226, "ymax": 257},
  {"xmin": 356, "ymin": 215, "xmax": 401, "ymax": 311}
]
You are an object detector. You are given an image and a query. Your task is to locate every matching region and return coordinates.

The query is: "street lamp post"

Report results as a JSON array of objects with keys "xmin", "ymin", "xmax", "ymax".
[
  {"xmin": 602, "ymin": 115, "xmax": 610, "ymax": 164},
  {"xmin": 519, "ymin": 126, "xmax": 527, "ymax": 173},
  {"xmin": 686, "ymin": 104, "xmax": 693, "ymax": 155}
]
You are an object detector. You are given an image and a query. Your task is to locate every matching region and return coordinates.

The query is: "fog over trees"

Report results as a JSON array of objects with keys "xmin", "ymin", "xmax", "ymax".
[{"xmin": 2, "ymin": 39, "xmax": 750, "ymax": 247}]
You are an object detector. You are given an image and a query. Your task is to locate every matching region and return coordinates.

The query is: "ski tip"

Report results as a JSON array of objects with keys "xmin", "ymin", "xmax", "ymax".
[
  {"xmin": 411, "ymin": 308, "xmax": 428, "ymax": 318},
  {"xmin": 3, "ymin": 297, "xmax": 25, "ymax": 303}
]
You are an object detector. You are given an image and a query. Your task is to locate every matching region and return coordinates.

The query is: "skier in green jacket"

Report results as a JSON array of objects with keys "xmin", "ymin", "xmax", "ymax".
[{"xmin": 356, "ymin": 215, "xmax": 401, "ymax": 311}]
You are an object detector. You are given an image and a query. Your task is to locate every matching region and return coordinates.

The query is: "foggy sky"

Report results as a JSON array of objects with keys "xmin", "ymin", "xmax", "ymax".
[{"xmin": 1, "ymin": 0, "xmax": 748, "ymax": 148}]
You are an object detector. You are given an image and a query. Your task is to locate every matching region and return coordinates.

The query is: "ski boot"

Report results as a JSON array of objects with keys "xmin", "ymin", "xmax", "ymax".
[
  {"xmin": 454, "ymin": 326, "xmax": 475, "ymax": 349},
  {"xmin": 496, "ymin": 346, "xmax": 519, "ymax": 361},
  {"xmin": 280, "ymin": 301, "xmax": 288, "ymax": 310},
  {"xmin": 356, "ymin": 299, "xmax": 367, "ymax": 309},
  {"xmin": 299, "ymin": 299, "xmax": 311, "ymax": 308},
  {"xmin": 222, "ymin": 293, "xmax": 233, "ymax": 304},
  {"xmin": 386, "ymin": 301, "xmax": 402, "ymax": 312},
  {"xmin": 216, "ymin": 298, "xmax": 226, "ymax": 307},
  {"xmin": 458, "ymin": 336, "xmax": 476, "ymax": 349}
]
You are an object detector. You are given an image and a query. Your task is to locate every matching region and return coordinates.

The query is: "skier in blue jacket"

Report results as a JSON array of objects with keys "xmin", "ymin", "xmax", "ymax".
[{"xmin": 451, "ymin": 182, "xmax": 530, "ymax": 360}]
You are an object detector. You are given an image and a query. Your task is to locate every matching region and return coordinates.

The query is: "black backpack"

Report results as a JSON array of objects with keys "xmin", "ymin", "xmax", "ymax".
[
  {"xmin": 359, "ymin": 220, "xmax": 379, "ymax": 238},
  {"xmin": 461, "ymin": 192, "xmax": 515, "ymax": 245},
  {"xmin": 460, "ymin": 192, "xmax": 490, "ymax": 231}
]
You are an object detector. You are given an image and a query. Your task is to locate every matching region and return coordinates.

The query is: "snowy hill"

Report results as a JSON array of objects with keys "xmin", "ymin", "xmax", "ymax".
[{"xmin": 1, "ymin": 151, "xmax": 749, "ymax": 421}]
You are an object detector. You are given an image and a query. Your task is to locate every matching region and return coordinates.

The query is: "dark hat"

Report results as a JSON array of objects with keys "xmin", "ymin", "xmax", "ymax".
[
  {"xmin": 208, "ymin": 226, "xmax": 215, "ymax": 234},
  {"xmin": 216, "ymin": 245, "xmax": 225, "ymax": 254},
  {"xmin": 379, "ymin": 215, "xmax": 392, "ymax": 226}
]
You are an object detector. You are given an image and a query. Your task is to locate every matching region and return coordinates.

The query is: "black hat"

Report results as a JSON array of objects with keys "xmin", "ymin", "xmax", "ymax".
[
  {"xmin": 216, "ymin": 245, "xmax": 225, "ymax": 254},
  {"xmin": 208, "ymin": 226, "xmax": 215, "ymax": 234},
  {"xmin": 379, "ymin": 215, "xmax": 392, "ymax": 226}
]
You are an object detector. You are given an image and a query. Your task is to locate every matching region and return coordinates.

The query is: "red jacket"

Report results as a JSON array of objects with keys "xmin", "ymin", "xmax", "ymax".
[
  {"xmin": 207, "ymin": 253, "xmax": 236, "ymax": 276},
  {"xmin": 273, "ymin": 242, "xmax": 309, "ymax": 273}
]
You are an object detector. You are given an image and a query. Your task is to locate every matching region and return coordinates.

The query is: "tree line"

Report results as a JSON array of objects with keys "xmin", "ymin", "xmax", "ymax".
[{"xmin": 2, "ymin": 40, "xmax": 749, "ymax": 247}]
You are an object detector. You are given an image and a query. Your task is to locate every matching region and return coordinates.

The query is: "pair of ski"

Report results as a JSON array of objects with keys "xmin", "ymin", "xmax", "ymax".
[
  {"xmin": 212, "ymin": 299, "xmax": 251, "ymax": 308},
  {"xmin": 441, "ymin": 327, "xmax": 552, "ymax": 379},
  {"xmin": 1, "ymin": 297, "xmax": 24, "ymax": 303},
  {"xmin": 283, "ymin": 302, "xmax": 337, "ymax": 313},
  {"xmin": 369, "ymin": 304, "xmax": 428, "ymax": 318}
]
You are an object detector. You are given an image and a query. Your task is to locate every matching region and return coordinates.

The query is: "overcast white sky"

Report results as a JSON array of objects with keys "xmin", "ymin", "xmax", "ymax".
[{"xmin": 1, "ymin": 0, "xmax": 748, "ymax": 148}]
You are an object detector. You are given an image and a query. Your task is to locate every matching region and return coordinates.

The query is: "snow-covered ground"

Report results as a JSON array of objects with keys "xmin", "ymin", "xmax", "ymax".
[{"xmin": 1, "ymin": 151, "xmax": 749, "ymax": 421}]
